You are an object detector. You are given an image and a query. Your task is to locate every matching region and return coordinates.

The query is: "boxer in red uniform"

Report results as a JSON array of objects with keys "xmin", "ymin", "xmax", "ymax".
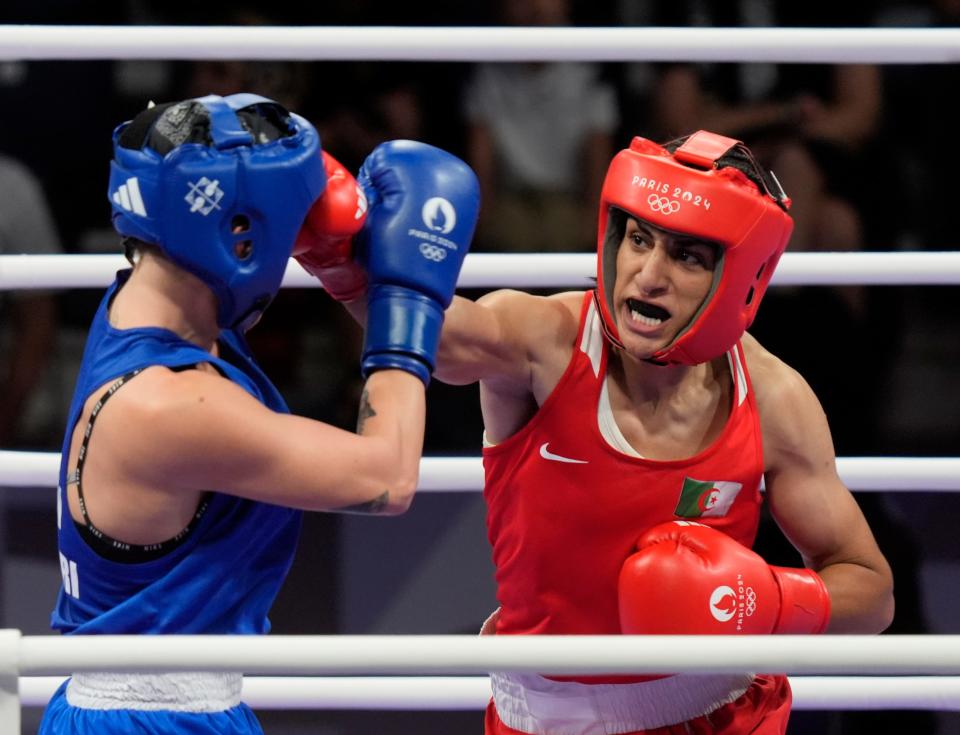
[{"xmin": 312, "ymin": 131, "xmax": 893, "ymax": 734}]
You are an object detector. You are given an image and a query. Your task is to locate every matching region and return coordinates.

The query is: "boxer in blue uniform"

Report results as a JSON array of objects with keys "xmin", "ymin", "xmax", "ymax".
[{"xmin": 39, "ymin": 94, "xmax": 479, "ymax": 734}]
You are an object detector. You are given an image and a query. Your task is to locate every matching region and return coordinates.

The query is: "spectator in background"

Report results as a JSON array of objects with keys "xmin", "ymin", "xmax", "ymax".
[
  {"xmin": 641, "ymin": 2, "xmax": 885, "ymax": 446},
  {"xmin": 875, "ymin": 0, "xmax": 960, "ymax": 249},
  {"xmin": 463, "ymin": 0, "xmax": 619, "ymax": 253},
  {"xmin": 173, "ymin": 8, "xmax": 313, "ymax": 118},
  {"xmin": 651, "ymin": 2, "xmax": 881, "ymax": 269},
  {"xmin": 317, "ymin": 65, "xmax": 429, "ymax": 173},
  {"xmin": 0, "ymin": 154, "xmax": 63, "ymax": 447},
  {"xmin": 183, "ymin": 58, "xmax": 311, "ymax": 116}
]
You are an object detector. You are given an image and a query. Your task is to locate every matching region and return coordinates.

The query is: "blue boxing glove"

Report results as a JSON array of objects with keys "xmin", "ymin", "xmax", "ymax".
[{"xmin": 356, "ymin": 140, "xmax": 479, "ymax": 385}]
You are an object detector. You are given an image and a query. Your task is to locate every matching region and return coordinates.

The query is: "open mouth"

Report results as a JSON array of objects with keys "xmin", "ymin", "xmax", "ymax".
[{"xmin": 626, "ymin": 298, "xmax": 671, "ymax": 327}]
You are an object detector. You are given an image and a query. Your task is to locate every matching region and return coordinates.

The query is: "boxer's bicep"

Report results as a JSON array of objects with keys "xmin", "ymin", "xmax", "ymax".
[{"xmin": 435, "ymin": 289, "xmax": 568, "ymax": 389}]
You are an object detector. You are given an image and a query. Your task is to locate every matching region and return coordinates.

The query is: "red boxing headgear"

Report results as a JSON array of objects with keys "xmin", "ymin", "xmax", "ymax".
[{"xmin": 595, "ymin": 131, "xmax": 793, "ymax": 365}]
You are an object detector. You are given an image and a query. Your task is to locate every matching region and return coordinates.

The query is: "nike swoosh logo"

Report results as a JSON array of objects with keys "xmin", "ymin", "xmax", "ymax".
[{"xmin": 539, "ymin": 442, "xmax": 588, "ymax": 464}]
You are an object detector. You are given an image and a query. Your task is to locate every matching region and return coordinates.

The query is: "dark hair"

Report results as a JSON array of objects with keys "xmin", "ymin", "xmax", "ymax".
[{"xmin": 120, "ymin": 237, "xmax": 162, "ymax": 266}]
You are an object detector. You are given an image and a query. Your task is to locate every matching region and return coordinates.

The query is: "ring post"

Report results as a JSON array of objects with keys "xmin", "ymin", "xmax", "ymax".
[{"xmin": 0, "ymin": 629, "xmax": 22, "ymax": 732}]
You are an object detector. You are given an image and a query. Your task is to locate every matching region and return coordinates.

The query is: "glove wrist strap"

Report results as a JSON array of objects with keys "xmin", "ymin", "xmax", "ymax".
[
  {"xmin": 361, "ymin": 284, "xmax": 444, "ymax": 386},
  {"xmin": 770, "ymin": 566, "xmax": 831, "ymax": 634}
]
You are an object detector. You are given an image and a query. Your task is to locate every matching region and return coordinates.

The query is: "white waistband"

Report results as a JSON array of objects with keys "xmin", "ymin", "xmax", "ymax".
[
  {"xmin": 66, "ymin": 672, "xmax": 243, "ymax": 712},
  {"xmin": 490, "ymin": 671, "xmax": 755, "ymax": 735}
]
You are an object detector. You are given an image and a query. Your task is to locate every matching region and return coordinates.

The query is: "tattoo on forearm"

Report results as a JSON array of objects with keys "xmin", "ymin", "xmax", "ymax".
[
  {"xmin": 337, "ymin": 491, "xmax": 390, "ymax": 515},
  {"xmin": 357, "ymin": 389, "xmax": 377, "ymax": 434}
]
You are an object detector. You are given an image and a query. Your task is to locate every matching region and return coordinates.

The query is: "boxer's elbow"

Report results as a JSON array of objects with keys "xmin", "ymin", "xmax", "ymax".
[
  {"xmin": 869, "ymin": 574, "xmax": 896, "ymax": 634},
  {"xmin": 379, "ymin": 470, "xmax": 418, "ymax": 515},
  {"xmin": 328, "ymin": 474, "xmax": 416, "ymax": 516},
  {"xmin": 365, "ymin": 441, "xmax": 419, "ymax": 515},
  {"xmin": 823, "ymin": 561, "xmax": 895, "ymax": 634},
  {"xmin": 866, "ymin": 560, "xmax": 896, "ymax": 634},
  {"xmin": 876, "ymin": 591, "xmax": 896, "ymax": 634},
  {"xmin": 853, "ymin": 588, "xmax": 895, "ymax": 635}
]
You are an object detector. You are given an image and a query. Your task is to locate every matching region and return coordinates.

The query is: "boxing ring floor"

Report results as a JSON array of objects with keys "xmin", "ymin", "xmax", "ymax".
[{"xmin": 2, "ymin": 21, "xmax": 960, "ymax": 734}]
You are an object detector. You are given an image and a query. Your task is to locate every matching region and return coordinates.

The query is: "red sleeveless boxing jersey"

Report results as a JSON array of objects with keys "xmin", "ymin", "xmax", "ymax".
[{"xmin": 483, "ymin": 291, "xmax": 765, "ymax": 638}]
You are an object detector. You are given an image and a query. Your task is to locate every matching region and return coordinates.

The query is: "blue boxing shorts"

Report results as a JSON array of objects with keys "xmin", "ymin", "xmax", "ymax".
[{"xmin": 38, "ymin": 673, "xmax": 262, "ymax": 735}]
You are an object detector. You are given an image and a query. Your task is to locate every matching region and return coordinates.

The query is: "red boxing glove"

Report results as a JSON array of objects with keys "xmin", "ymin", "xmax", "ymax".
[
  {"xmin": 618, "ymin": 521, "xmax": 830, "ymax": 635},
  {"xmin": 294, "ymin": 150, "xmax": 369, "ymax": 302}
]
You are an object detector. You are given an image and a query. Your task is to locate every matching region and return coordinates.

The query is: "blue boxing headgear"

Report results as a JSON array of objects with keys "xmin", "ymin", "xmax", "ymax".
[{"xmin": 108, "ymin": 93, "xmax": 326, "ymax": 329}]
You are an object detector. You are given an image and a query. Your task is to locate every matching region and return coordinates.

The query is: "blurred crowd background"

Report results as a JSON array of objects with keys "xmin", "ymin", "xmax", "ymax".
[{"xmin": 1, "ymin": 0, "xmax": 959, "ymax": 732}]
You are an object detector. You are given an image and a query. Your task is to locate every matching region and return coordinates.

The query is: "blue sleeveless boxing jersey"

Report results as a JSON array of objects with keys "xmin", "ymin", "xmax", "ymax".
[{"xmin": 52, "ymin": 270, "xmax": 302, "ymax": 636}]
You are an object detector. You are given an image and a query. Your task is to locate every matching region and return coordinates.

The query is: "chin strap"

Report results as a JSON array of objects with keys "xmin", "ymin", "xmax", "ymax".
[{"xmin": 592, "ymin": 289, "xmax": 624, "ymax": 350}]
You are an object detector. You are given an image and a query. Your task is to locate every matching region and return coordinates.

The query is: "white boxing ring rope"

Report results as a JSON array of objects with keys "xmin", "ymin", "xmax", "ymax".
[
  {"xmin": 5, "ymin": 634, "xmax": 960, "ymax": 712},
  {"xmin": 4, "ymin": 252, "xmax": 960, "ymax": 291},
  {"xmin": 11, "ymin": 677, "xmax": 960, "ymax": 714},
  {"xmin": 1, "ymin": 25, "xmax": 960, "ymax": 64},
  {"xmin": 15, "ymin": 675, "xmax": 960, "ymax": 712},
  {"xmin": 0, "ymin": 23, "xmax": 958, "ymax": 730},
  {"xmin": 17, "ymin": 633, "xmax": 960, "ymax": 676},
  {"xmin": 2, "ymin": 451, "xmax": 960, "ymax": 492}
]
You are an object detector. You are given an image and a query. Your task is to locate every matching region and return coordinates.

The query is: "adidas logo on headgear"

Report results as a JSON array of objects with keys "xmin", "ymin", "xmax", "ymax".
[{"xmin": 112, "ymin": 177, "xmax": 147, "ymax": 216}]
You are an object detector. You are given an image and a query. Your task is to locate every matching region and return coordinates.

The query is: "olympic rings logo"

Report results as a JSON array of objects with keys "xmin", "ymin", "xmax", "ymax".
[
  {"xmin": 647, "ymin": 194, "xmax": 681, "ymax": 215},
  {"xmin": 419, "ymin": 243, "xmax": 448, "ymax": 262},
  {"xmin": 744, "ymin": 587, "xmax": 757, "ymax": 616}
]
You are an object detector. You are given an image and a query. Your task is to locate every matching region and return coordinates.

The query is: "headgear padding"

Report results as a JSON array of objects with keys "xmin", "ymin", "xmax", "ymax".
[
  {"xmin": 108, "ymin": 93, "xmax": 326, "ymax": 329},
  {"xmin": 594, "ymin": 131, "xmax": 793, "ymax": 365}
]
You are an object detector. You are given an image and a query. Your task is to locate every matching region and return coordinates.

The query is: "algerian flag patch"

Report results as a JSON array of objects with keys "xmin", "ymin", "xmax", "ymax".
[{"xmin": 674, "ymin": 477, "xmax": 743, "ymax": 518}]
